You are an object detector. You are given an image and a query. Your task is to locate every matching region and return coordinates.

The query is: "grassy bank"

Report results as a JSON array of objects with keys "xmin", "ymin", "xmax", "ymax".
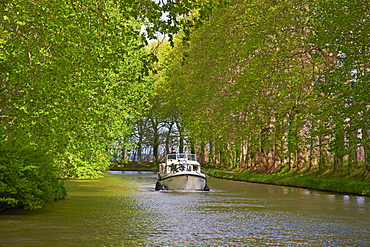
[{"xmin": 206, "ymin": 169, "xmax": 370, "ymax": 196}]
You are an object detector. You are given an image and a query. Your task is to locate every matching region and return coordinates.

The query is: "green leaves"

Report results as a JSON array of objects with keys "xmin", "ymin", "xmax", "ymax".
[
  {"xmin": 0, "ymin": 1, "xmax": 163, "ymax": 207},
  {"xmin": 1, "ymin": 0, "xmax": 153, "ymax": 173},
  {"xmin": 0, "ymin": 0, "xmax": 236, "ymax": 210},
  {"xmin": 0, "ymin": 138, "xmax": 65, "ymax": 211},
  {"xmin": 154, "ymin": 0, "xmax": 369, "ymax": 174}
]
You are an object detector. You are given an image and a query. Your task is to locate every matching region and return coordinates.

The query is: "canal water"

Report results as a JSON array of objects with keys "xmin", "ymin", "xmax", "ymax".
[{"xmin": 0, "ymin": 171, "xmax": 369, "ymax": 246}]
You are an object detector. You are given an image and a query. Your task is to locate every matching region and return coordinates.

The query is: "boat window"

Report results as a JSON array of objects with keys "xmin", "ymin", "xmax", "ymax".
[
  {"xmin": 187, "ymin": 154, "xmax": 196, "ymax": 161},
  {"xmin": 167, "ymin": 154, "xmax": 176, "ymax": 160},
  {"xmin": 177, "ymin": 154, "xmax": 186, "ymax": 159}
]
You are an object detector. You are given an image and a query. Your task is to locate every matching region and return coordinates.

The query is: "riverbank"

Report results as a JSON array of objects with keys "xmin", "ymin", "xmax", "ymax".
[
  {"xmin": 110, "ymin": 161, "xmax": 158, "ymax": 172},
  {"xmin": 109, "ymin": 162, "xmax": 370, "ymax": 196},
  {"xmin": 206, "ymin": 169, "xmax": 370, "ymax": 196}
]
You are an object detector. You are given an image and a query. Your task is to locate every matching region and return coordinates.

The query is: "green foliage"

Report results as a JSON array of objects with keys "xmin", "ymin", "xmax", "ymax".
[
  {"xmin": 1, "ymin": 0, "xmax": 367, "ymax": 209},
  {"xmin": 0, "ymin": 0, "xmax": 160, "ymax": 209},
  {"xmin": 0, "ymin": 0, "xmax": 226, "ymax": 210},
  {"xmin": 0, "ymin": 138, "xmax": 66, "ymax": 211},
  {"xmin": 0, "ymin": 0, "xmax": 154, "ymax": 179},
  {"xmin": 56, "ymin": 151, "xmax": 109, "ymax": 179},
  {"xmin": 307, "ymin": 0, "xmax": 370, "ymax": 173},
  {"xmin": 154, "ymin": 0, "xmax": 369, "ymax": 177}
]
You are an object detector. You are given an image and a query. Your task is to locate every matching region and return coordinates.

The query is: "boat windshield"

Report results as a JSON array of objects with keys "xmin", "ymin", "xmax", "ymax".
[
  {"xmin": 167, "ymin": 153, "xmax": 197, "ymax": 161},
  {"xmin": 177, "ymin": 154, "xmax": 186, "ymax": 159},
  {"xmin": 187, "ymin": 154, "xmax": 196, "ymax": 161},
  {"xmin": 167, "ymin": 154, "xmax": 177, "ymax": 160}
]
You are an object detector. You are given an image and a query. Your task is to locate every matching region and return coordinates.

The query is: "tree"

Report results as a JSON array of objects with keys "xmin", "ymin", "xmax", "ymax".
[
  {"xmin": 154, "ymin": 0, "xmax": 369, "ymax": 176},
  {"xmin": 308, "ymin": 0, "xmax": 370, "ymax": 174},
  {"xmin": 0, "ymin": 0, "xmax": 154, "ymax": 210}
]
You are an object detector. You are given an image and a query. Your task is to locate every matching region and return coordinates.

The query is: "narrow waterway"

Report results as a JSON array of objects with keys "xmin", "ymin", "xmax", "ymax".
[{"xmin": 0, "ymin": 171, "xmax": 369, "ymax": 246}]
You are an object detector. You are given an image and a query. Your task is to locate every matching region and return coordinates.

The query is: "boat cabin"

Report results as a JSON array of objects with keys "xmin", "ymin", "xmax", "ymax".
[{"xmin": 160, "ymin": 153, "xmax": 201, "ymax": 174}]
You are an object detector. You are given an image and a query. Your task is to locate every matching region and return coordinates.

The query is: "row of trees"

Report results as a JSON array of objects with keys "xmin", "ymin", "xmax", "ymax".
[
  {"xmin": 1, "ymin": 0, "xmax": 368, "ymax": 210},
  {"xmin": 140, "ymin": 0, "xmax": 369, "ymax": 176},
  {"xmin": 0, "ymin": 0, "xmax": 154, "ymax": 210},
  {"xmin": 1, "ymin": 0, "xmax": 226, "ymax": 210}
]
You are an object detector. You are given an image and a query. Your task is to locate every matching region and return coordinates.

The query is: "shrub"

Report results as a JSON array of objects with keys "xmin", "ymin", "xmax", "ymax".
[{"xmin": 0, "ymin": 139, "xmax": 67, "ymax": 211}]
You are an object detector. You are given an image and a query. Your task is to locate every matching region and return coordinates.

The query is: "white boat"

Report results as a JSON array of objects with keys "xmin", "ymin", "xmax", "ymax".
[{"xmin": 155, "ymin": 153, "xmax": 209, "ymax": 191}]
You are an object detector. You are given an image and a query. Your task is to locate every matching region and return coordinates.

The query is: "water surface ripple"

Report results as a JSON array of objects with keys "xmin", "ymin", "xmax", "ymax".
[{"xmin": 0, "ymin": 171, "xmax": 369, "ymax": 246}]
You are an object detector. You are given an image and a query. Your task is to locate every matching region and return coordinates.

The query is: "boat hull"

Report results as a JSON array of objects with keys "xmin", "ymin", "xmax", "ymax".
[{"xmin": 159, "ymin": 173, "xmax": 207, "ymax": 190}]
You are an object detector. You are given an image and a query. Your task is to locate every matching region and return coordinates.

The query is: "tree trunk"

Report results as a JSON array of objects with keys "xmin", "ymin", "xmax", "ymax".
[
  {"xmin": 176, "ymin": 121, "xmax": 185, "ymax": 153},
  {"xmin": 164, "ymin": 121, "xmax": 175, "ymax": 155}
]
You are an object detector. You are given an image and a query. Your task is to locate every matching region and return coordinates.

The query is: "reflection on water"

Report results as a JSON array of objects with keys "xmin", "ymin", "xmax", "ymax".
[
  {"xmin": 135, "ymin": 175, "xmax": 369, "ymax": 246},
  {"xmin": 0, "ymin": 171, "xmax": 369, "ymax": 246},
  {"xmin": 356, "ymin": 196, "xmax": 366, "ymax": 206}
]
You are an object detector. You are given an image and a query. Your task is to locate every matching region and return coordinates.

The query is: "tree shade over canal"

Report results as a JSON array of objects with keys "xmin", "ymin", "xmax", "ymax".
[
  {"xmin": 1, "ymin": 0, "xmax": 369, "ymax": 212},
  {"xmin": 0, "ymin": 171, "xmax": 369, "ymax": 246}
]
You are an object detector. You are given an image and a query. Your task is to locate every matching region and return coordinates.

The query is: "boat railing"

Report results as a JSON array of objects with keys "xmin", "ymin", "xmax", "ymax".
[
  {"xmin": 166, "ymin": 164, "xmax": 203, "ymax": 174},
  {"xmin": 161, "ymin": 153, "xmax": 204, "ymax": 175}
]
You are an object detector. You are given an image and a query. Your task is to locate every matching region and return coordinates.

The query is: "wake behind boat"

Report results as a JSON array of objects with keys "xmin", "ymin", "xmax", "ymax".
[{"xmin": 155, "ymin": 153, "xmax": 209, "ymax": 191}]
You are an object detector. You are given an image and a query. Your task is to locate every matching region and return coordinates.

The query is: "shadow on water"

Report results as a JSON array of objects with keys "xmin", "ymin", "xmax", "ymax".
[{"xmin": 0, "ymin": 171, "xmax": 369, "ymax": 246}]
